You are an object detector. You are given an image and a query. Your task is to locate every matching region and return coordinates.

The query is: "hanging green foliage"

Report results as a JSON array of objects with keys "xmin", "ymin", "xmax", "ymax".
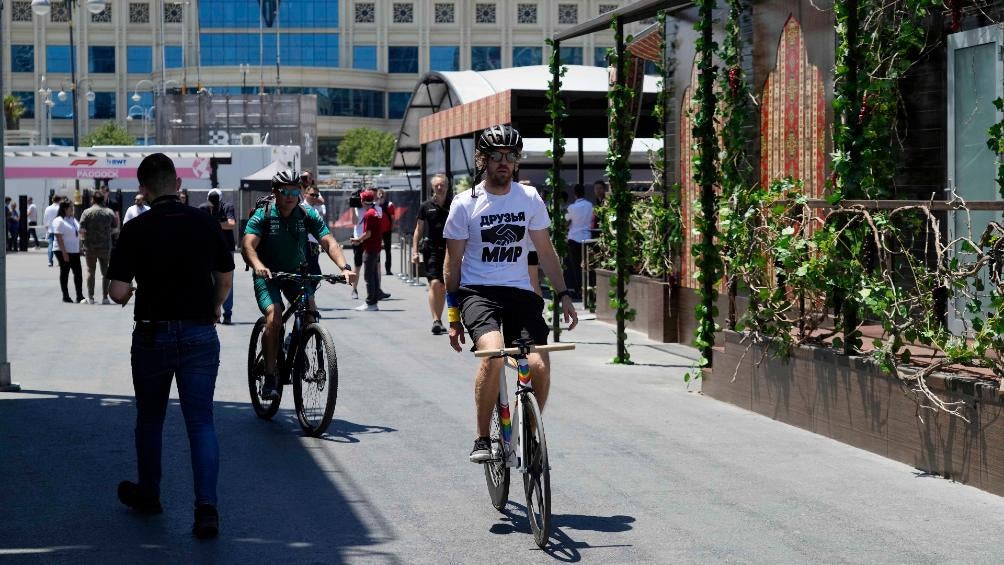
[
  {"xmin": 989, "ymin": 97, "xmax": 1004, "ymax": 198},
  {"xmin": 545, "ymin": 38, "xmax": 569, "ymax": 341}
]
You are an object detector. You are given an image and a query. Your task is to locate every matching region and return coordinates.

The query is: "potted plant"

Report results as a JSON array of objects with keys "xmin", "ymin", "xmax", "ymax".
[{"xmin": 4, "ymin": 94, "xmax": 25, "ymax": 130}]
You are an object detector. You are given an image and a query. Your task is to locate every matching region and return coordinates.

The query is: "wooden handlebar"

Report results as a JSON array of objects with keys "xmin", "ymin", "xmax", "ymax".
[{"xmin": 474, "ymin": 343, "xmax": 577, "ymax": 358}]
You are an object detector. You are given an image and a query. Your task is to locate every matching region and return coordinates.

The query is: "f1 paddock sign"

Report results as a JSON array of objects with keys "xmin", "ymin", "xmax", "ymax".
[{"xmin": 5, "ymin": 155, "xmax": 212, "ymax": 180}]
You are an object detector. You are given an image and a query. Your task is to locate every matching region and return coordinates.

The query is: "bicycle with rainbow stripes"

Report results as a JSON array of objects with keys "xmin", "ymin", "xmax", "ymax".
[{"xmin": 474, "ymin": 337, "xmax": 575, "ymax": 548}]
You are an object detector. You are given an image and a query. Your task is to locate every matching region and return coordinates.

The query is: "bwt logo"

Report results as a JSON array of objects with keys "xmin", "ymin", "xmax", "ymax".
[
  {"xmin": 69, "ymin": 159, "xmax": 97, "ymax": 166},
  {"xmin": 106, "ymin": 159, "xmax": 126, "ymax": 165}
]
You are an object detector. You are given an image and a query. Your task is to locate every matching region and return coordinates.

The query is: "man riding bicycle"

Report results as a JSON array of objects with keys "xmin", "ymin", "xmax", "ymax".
[
  {"xmin": 442, "ymin": 124, "xmax": 578, "ymax": 463},
  {"xmin": 241, "ymin": 169, "xmax": 358, "ymax": 400}
]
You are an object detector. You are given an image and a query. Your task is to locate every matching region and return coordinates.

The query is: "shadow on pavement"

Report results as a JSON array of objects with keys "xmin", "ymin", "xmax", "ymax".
[
  {"xmin": 0, "ymin": 390, "xmax": 399, "ymax": 564},
  {"xmin": 487, "ymin": 501, "xmax": 634, "ymax": 562}
]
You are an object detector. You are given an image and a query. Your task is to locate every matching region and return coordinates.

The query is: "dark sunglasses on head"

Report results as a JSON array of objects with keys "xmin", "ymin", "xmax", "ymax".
[
  {"xmin": 488, "ymin": 151, "xmax": 520, "ymax": 163},
  {"xmin": 279, "ymin": 188, "xmax": 302, "ymax": 197}
]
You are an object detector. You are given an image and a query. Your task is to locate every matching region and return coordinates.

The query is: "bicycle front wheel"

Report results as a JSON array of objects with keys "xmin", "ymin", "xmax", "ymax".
[
  {"xmin": 521, "ymin": 393, "xmax": 551, "ymax": 548},
  {"xmin": 485, "ymin": 400, "xmax": 511, "ymax": 512},
  {"xmin": 248, "ymin": 317, "xmax": 282, "ymax": 419},
  {"xmin": 292, "ymin": 323, "xmax": 339, "ymax": 437}
]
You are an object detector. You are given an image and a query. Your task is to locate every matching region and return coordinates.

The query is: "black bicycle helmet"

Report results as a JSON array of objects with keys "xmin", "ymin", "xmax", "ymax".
[
  {"xmin": 271, "ymin": 169, "xmax": 300, "ymax": 189},
  {"xmin": 477, "ymin": 124, "xmax": 523, "ymax": 154}
]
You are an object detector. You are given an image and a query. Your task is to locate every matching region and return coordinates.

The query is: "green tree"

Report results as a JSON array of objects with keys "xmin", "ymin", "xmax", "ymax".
[
  {"xmin": 336, "ymin": 127, "xmax": 395, "ymax": 167},
  {"xmin": 81, "ymin": 121, "xmax": 136, "ymax": 147}
]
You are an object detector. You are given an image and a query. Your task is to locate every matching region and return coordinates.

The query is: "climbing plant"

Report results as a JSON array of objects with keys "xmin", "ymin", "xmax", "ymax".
[
  {"xmin": 545, "ymin": 38, "xmax": 569, "ymax": 341},
  {"xmin": 990, "ymin": 97, "xmax": 1004, "ymax": 198}
]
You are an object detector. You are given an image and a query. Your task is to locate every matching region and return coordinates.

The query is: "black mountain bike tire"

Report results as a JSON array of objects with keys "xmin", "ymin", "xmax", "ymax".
[
  {"xmin": 485, "ymin": 399, "xmax": 511, "ymax": 512},
  {"xmin": 292, "ymin": 323, "xmax": 339, "ymax": 437},
  {"xmin": 248, "ymin": 317, "xmax": 282, "ymax": 419},
  {"xmin": 521, "ymin": 393, "xmax": 551, "ymax": 548}
]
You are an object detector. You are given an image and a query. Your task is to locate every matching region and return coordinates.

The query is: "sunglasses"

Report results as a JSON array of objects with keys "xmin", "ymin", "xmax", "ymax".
[
  {"xmin": 488, "ymin": 151, "xmax": 520, "ymax": 163},
  {"xmin": 279, "ymin": 188, "xmax": 302, "ymax": 197}
]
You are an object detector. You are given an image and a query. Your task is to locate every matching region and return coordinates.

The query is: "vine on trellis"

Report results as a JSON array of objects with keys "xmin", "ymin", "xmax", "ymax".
[
  {"xmin": 990, "ymin": 97, "xmax": 1004, "ymax": 198},
  {"xmin": 545, "ymin": 38, "xmax": 569, "ymax": 341}
]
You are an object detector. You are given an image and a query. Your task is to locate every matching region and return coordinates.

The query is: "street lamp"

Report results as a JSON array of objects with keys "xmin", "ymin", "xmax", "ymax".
[
  {"xmin": 31, "ymin": 0, "xmax": 107, "ymax": 150},
  {"xmin": 126, "ymin": 105, "xmax": 154, "ymax": 145},
  {"xmin": 37, "ymin": 76, "xmax": 56, "ymax": 146}
]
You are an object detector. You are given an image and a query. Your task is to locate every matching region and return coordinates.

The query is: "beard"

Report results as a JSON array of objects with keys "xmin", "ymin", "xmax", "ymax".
[{"xmin": 488, "ymin": 168, "xmax": 513, "ymax": 187}]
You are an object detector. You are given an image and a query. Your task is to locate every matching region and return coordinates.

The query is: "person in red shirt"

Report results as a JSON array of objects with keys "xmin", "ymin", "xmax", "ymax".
[
  {"xmin": 350, "ymin": 190, "xmax": 383, "ymax": 311},
  {"xmin": 376, "ymin": 188, "xmax": 396, "ymax": 276}
]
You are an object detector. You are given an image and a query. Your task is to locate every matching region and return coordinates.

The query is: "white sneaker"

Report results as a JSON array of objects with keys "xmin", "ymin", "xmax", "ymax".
[
  {"xmin": 353, "ymin": 303, "xmax": 378, "ymax": 312},
  {"xmin": 101, "ymin": 298, "xmax": 112, "ymax": 305},
  {"xmin": 80, "ymin": 298, "xmax": 94, "ymax": 305}
]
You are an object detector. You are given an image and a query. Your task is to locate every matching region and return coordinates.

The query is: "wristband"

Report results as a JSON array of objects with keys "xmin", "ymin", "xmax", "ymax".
[
  {"xmin": 447, "ymin": 307, "xmax": 461, "ymax": 324},
  {"xmin": 340, "ymin": 264, "xmax": 352, "ymax": 272},
  {"xmin": 446, "ymin": 292, "xmax": 459, "ymax": 309}
]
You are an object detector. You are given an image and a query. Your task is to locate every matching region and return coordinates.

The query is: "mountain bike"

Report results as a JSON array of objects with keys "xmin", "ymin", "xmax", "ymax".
[
  {"xmin": 247, "ymin": 271, "xmax": 345, "ymax": 437},
  {"xmin": 474, "ymin": 338, "xmax": 576, "ymax": 548}
]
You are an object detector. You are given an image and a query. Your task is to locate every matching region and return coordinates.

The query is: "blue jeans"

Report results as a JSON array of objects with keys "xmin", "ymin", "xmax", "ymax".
[
  {"xmin": 131, "ymin": 322, "xmax": 221, "ymax": 505},
  {"xmin": 222, "ymin": 251, "xmax": 234, "ymax": 318},
  {"xmin": 47, "ymin": 233, "xmax": 55, "ymax": 265}
]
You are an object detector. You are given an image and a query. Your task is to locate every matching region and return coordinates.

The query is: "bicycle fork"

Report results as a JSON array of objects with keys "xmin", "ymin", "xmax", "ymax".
[{"xmin": 499, "ymin": 357, "xmax": 532, "ymax": 472}]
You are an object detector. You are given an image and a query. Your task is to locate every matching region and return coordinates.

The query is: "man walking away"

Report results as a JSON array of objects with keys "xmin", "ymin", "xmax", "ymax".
[
  {"xmin": 43, "ymin": 195, "xmax": 62, "ymax": 267},
  {"xmin": 412, "ymin": 174, "xmax": 450, "ymax": 334},
  {"xmin": 564, "ymin": 184, "xmax": 593, "ymax": 299},
  {"xmin": 109, "ymin": 153, "xmax": 234, "ymax": 540},
  {"xmin": 199, "ymin": 189, "xmax": 238, "ymax": 324},
  {"xmin": 351, "ymin": 190, "xmax": 383, "ymax": 311},
  {"xmin": 26, "ymin": 197, "xmax": 39, "ymax": 248},
  {"xmin": 79, "ymin": 191, "xmax": 118, "ymax": 304}
]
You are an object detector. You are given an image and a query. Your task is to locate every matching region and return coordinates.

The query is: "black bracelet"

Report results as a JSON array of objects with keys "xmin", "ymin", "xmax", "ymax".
[
  {"xmin": 555, "ymin": 289, "xmax": 572, "ymax": 301},
  {"xmin": 340, "ymin": 264, "xmax": 352, "ymax": 272}
]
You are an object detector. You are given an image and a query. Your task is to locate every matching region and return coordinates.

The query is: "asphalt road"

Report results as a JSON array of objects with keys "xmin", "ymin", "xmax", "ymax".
[{"xmin": 2, "ymin": 246, "xmax": 1003, "ymax": 564}]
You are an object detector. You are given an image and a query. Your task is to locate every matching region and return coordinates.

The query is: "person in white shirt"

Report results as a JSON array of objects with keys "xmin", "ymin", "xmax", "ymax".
[
  {"xmin": 123, "ymin": 194, "xmax": 149, "ymax": 224},
  {"xmin": 442, "ymin": 124, "xmax": 578, "ymax": 463},
  {"xmin": 303, "ymin": 180, "xmax": 327, "ymax": 277},
  {"xmin": 26, "ymin": 197, "xmax": 39, "ymax": 248},
  {"xmin": 43, "ymin": 195, "xmax": 63, "ymax": 267},
  {"xmin": 564, "ymin": 184, "xmax": 594, "ymax": 299},
  {"xmin": 52, "ymin": 200, "xmax": 84, "ymax": 303}
]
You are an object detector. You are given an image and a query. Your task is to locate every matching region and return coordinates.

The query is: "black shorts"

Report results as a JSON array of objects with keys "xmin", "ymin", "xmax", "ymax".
[
  {"xmin": 457, "ymin": 285, "xmax": 549, "ymax": 348},
  {"xmin": 353, "ymin": 244, "xmax": 364, "ymax": 267},
  {"xmin": 528, "ymin": 251, "xmax": 539, "ymax": 266},
  {"xmin": 423, "ymin": 246, "xmax": 445, "ymax": 282}
]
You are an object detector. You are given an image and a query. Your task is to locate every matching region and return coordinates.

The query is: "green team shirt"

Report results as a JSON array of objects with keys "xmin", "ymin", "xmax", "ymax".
[{"xmin": 245, "ymin": 203, "xmax": 330, "ymax": 273}]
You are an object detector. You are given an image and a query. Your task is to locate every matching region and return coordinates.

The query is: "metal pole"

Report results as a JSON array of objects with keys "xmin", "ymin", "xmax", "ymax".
[
  {"xmin": 67, "ymin": 0, "xmax": 79, "ymax": 150},
  {"xmin": 275, "ymin": 0, "xmax": 281, "ymax": 93},
  {"xmin": 0, "ymin": 0, "xmax": 19, "ymax": 391},
  {"xmin": 160, "ymin": 0, "xmax": 167, "ymax": 94},
  {"xmin": 550, "ymin": 40, "xmax": 564, "ymax": 342},
  {"xmin": 577, "ymin": 137, "xmax": 584, "ymax": 188},
  {"xmin": 444, "ymin": 138, "xmax": 452, "ymax": 189},
  {"xmin": 614, "ymin": 18, "xmax": 628, "ymax": 362}
]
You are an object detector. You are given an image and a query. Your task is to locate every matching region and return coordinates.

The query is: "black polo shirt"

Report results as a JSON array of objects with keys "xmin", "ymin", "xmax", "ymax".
[
  {"xmin": 418, "ymin": 197, "xmax": 449, "ymax": 247},
  {"xmin": 108, "ymin": 197, "xmax": 235, "ymax": 322}
]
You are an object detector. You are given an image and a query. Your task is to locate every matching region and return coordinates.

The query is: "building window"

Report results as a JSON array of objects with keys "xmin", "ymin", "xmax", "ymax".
[
  {"xmin": 558, "ymin": 4, "xmax": 578, "ymax": 25},
  {"xmin": 131, "ymin": 92, "xmax": 154, "ymax": 108},
  {"xmin": 88, "ymin": 46, "xmax": 116, "ymax": 73},
  {"xmin": 129, "ymin": 2, "xmax": 149, "ymax": 23},
  {"xmin": 88, "ymin": 92, "xmax": 116, "ymax": 120},
  {"xmin": 200, "ymin": 33, "xmax": 339, "ymax": 68},
  {"xmin": 165, "ymin": 45, "xmax": 183, "ymax": 68},
  {"xmin": 392, "ymin": 2, "xmax": 413, "ymax": 23},
  {"xmin": 599, "ymin": 3, "xmax": 618, "ymax": 14},
  {"xmin": 355, "ymin": 2, "xmax": 375, "ymax": 23},
  {"xmin": 91, "ymin": 5, "xmax": 112, "ymax": 23},
  {"xmin": 199, "ymin": 0, "xmax": 338, "ymax": 28},
  {"xmin": 353, "ymin": 45, "xmax": 377, "ymax": 70},
  {"xmin": 593, "ymin": 46, "xmax": 610, "ymax": 67},
  {"xmin": 429, "ymin": 45, "xmax": 459, "ymax": 71},
  {"xmin": 11, "ymin": 1, "xmax": 33, "ymax": 22},
  {"xmin": 516, "ymin": 3, "xmax": 537, "ymax": 24},
  {"xmin": 471, "ymin": 46, "xmax": 500, "ymax": 71},
  {"xmin": 12, "ymin": 92, "xmax": 34, "ymax": 119},
  {"xmin": 164, "ymin": 2, "xmax": 183, "ymax": 23},
  {"xmin": 10, "ymin": 45, "xmax": 34, "ymax": 73},
  {"xmin": 474, "ymin": 3, "xmax": 495, "ymax": 24},
  {"xmin": 388, "ymin": 46, "xmax": 418, "ymax": 73},
  {"xmin": 50, "ymin": 1, "xmax": 70, "ymax": 22},
  {"xmin": 51, "ymin": 97, "xmax": 73, "ymax": 119},
  {"xmin": 559, "ymin": 46, "xmax": 582, "ymax": 65},
  {"xmin": 128, "ymin": 46, "xmax": 153, "ymax": 73},
  {"xmin": 434, "ymin": 3, "xmax": 454, "ymax": 23},
  {"xmin": 512, "ymin": 46, "xmax": 541, "ymax": 67},
  {"xmin": 388, "ymin": 92, "xmax": 411, "ymax": 119},
  {"xmin": 46, "ymin": 45, "xmax": 73, "ymax": 73}
]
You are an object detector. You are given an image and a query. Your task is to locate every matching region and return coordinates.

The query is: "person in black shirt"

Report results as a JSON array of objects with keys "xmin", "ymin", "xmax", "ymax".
[
  {"xmin": 411, "ymin": 173, "xmax": 450, "ymax": 334},
  {"xmin": 199, "ymin": 189, "xmax": 238, "ymax": 324},
  {"xmin": 108, "ymin": 153, "xmax": 234, "ymax": 540}
]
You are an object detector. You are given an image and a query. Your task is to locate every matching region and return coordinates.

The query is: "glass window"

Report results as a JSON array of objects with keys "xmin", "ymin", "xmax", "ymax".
[
  {"xmin": 51, "ymin": 95, "xmax": 73, "ymax": 119},
  {"xmin": 388, "ymin": 91, "xmax": 411, "ymax": 119},
  {"xmin": 593, "ymin": 46, "xmax": 610, "ymax": 67},
  {"xmin": 11, "ymin": 45, "xmax": 33, "ymax": 72},
  {"xmin": 12, "ymin": 91, "xmax": 34, "ymax": 119},
  {"xmin": 200, "ymin": 0, "xmax": 338, "ymax": 28},
  {"xmin": 46, "ymin": 45, "xmax": 73, "ymax": 73},
  {"xmin": 559, "ymin": 46, "xmax": 583, "ymax": 65},
  {"xmin": 127, "ymin": 46, "xmax": 153, "ymax": 73},
  {"xmin": 165, "ymin": 45, "xmax": 183, "ymax": 68},
  {"xmin": 388, "ymin": 46, "xmax": 418, "ymax": 73},
  {"xmin": 471, "ymin": 46, "xmax": 500, "ymax": 71},
  {"xmin": 512, "ymin": 46, "xmax": 541, "ymax": 67},
  {"xmin": 89, "ymin": 92, "xmax": 116, "ymax": 119},
  {"xmin": 353, "ymin": 45, "xmax": 377, "ymax": 70},
  {"xmin": 199, "ymin": 33, "xmax": 339, "ymax": 68},
  {"xmin": 131, "ymin": 91, "xmax": 154, "ymax": 108},
  {"xmin": 429, "ymin": 46, "xmax": 459, "ymax": 71},
  {"xmin": 88, "ymin": 46, "xmax": 116, "ymax": 73}
]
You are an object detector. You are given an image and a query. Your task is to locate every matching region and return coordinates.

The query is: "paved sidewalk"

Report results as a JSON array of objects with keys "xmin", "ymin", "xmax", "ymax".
[{"xmin": 2, "ymin": 246, "xmax": 1003, "ymax": 564}]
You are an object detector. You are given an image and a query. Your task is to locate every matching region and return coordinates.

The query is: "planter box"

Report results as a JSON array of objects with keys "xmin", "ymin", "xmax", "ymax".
[
  {"xmin": 705, "ymin": 330, "xmax": 1004, "ymax": 497},
  {"xmin": 595, "ymin": 269, "xmax": 678, "ymax": 342}
]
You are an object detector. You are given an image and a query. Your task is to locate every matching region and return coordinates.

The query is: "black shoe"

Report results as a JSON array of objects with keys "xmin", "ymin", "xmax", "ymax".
[
  {"xmin": 260, "ymin": 374, "xmax": 279, "ymax": 400},
  {"xmin": 193, "ymin": 504, "xmax": 219, "ymax": 539},
  {"xmin": 431, "ymin": 320, "xmax": 445, "ymax": 335},
  {"xmin": 378, "ymin": 291, "xmax": 391, "ymax": 300},
  {"xmin": 470, "ymin": 436, "xmax": 492, "ymax": 463},
  {"xmin": 222, "ymin": 314, "xmax": 232, "ymax": 325},
  {"xmin": 385, "ymin": 270, "xmax": 393, "ymax": 276},
  {"xmin": 117, "ymin": 480, "xmax": 163, "ymax": 515},
  {"xmin": 62, "ymin": 297, "xmax": 73, "ymax": 303}
]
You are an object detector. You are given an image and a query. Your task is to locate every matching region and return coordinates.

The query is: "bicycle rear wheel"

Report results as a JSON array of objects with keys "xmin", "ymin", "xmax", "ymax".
[
  {"xmin": 247, "ymin": 317, "xmax": 282, "ymax": 419},
  {"xmin": 292, "ymin": 323, "xmax": 339, "ymax": 437},
  {"xmin": 484, "ymin": 400, "xmax": 511, "ymax": 512},
  {"xmin": 521, "ymin": 393, "xmax": 550, "ymax": 548}
]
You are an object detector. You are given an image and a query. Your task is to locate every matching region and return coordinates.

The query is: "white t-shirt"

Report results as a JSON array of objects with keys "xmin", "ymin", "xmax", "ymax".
[
  {"xmin": 566, "ymin": 198, "xmax": 594, "ymax": 242},
  {"xmin": 26, "ymin": 203, "xmax": 37, "ymax": 223},
  {"xmin": 123, "ymin": 204, "xmax": 149, "ymax": 224},
  {"xmin": 443, "ymin": 181, "xmax": 550, "ymax": 292},
  {"xmin": 352, "ymin": 208, "xmax": 365, "ymax": 239},
  {"xmin": 52, "ymin": 216, "xmax": 81, "ymax": 253},
  {"xmin": 43, "ymin": 203, "xmax": 60, "ymax": 235}
]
